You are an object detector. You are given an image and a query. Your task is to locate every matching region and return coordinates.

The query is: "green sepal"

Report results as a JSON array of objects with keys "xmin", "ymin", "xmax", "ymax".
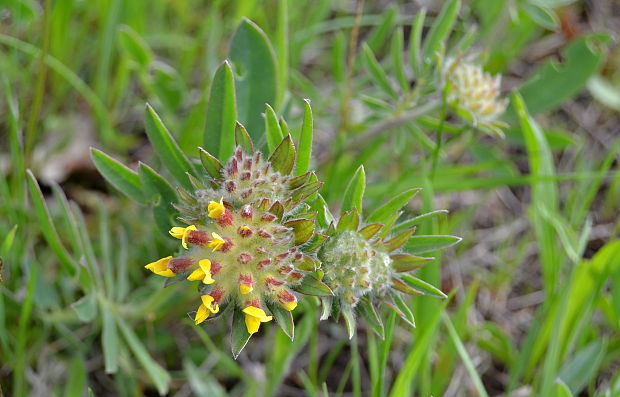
[
  {"xmin": 187, "ymin": 173, "xmax": 206, "ymax": 190},
  {"xmin": 337, "ymin": 208, "xmax": 360, "ymax": 232},
  {"xmin": 292, "ymin": 181, "xmax": 323, "ymax": 204},
  {"xmin": 234, "ymin": 122, "xmax": 254, "ymax": 153},
  {"xmin": 265, "ymin": 104, "xmax": 284, "ymax": 153},
  {"xmin": 268, "ymin": 201, "xmax": 285, "ymax": 220},
  {"xmin": 390, "ymin": 253, "xmax": 433, "ymax": 272},
  {"xmin": 283, "ymin": 218, "xmax": 315, "ymax": 245},
  {"xmin": 176, "ymin": 187, "xmax": 197, "ymax": 206},
  {"xmin": 289, "ymin": 171, "xmax": 312, "ymax": 189},
  {"xmin": 304, "ymin": 233, "xmax": 328, "ymax": 251},
  {"xmin": 298, "ymin": 255, "xmax": 317, "ymax": 271},
  {"xmin": 231, "ymin": 306, "xmax": 252, "ymax": 359},
  {"xmin": 198, "ymin": 147, "xmax": 224, "ymax": 180},
  {"xmin": 358, "ymin": 297, "xmax": 384, "ymax": 339},
  {"xmin": 366, "ymin": 188, "xmax": 421, "ymax": 223},
  {"xmin": 405, "ymin": 235, "xmax": 462, "ymax": 255},
  {"xmin": 342, "ymin": 309, "xmax": 356, "ymax": 339},
  {"xmin": 391, "ymin": 276, "xmax": 423, "ymax": 296},
  {"xmin": 269, "ymin": 134, "xmax": 296, "ymax": 175},
  {"xmin": 380, "ymin": 228, "xmax": 416, "ymax": 252},
  {"xmin": 266, "ymin": 300, "xmax": 294, "ymax": 341},
  {"xmin": 399, "ymin": 274, "xmax": 447, "ymax": 298},
  {"xmin": 358, "ymin": 223, "xmax": 383, "ymax": 240},
  {"xmin": 377, "ymin": 211, "xmax": 402, "ymax": 239},
  {"xmin": 387, "ymin": 292, "xmax": 416, "ymax": 327},
  {"xmin": 293, "ymin": 274, "xmax": 333, "ymax": 296}
]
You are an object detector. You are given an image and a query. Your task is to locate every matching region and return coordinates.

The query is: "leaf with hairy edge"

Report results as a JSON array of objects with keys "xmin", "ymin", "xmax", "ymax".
[
  {"xmin": 342, "ymin": 165, "xmax": 365, "ymax": 213},
  {"xmin": 234, "ymin": 122, "xmax": 254, "ymax": 153},
  {"xmin": 390, "ymin": 254, "xmax": 433, "ymax": 272},
  {"xmin": 381, "ymin": 228, "xmax": 415, "ymax": 252},
  {"xmin": 145, "ymin": 104, "xmax": 195, "ymax": 189},
  {"xmin": 337, "ymin": 208, "xmax": 360, "ymax": 232},
  {"xmin": 204, "ymin": 61, "xmax": 237, "ymax": 161},
  {"xmin": 199, "ymin": 147, "xmax": 223, "ymax": 179},
  {"xmin": 269, "ymin": 134, "xmax": 296, "ymax": 175},
  {"xmin": 283, "ymin": 218, "xmax": 314, "ymax": 245},
  {"xmin": 359, "ymin": 223, "xmax": 383, "ymax": 240},
  {"xmin": 91, "ymin": 149, "xmax": 145, "ymax": 203},
  {"xmin": 266, "ymin": 300, "xmax": 294, "ymax": 341},
  {"xmin": 292, "ymin": 181, "xmax": 322, "ymax": 204},
  {"xmin": 367, "ymin": 188, "xmax": 421, "ymax": 223},
  {"xmin": 304, "ymin": 233, "xmax": 328, "ymax": 252},
  {"xmin": 264, "ymin": 104, "xmax": 284, "ymax": 154},
  {"xmin": 358, "ymin": 298, "xmax": 384, "ymax": 339},
  {"xmin": 229, "ymin": 19, "xmax": 278, "ymax": 145},
  {"xmin": 289, "ymin": 172, "xmax": 311, "ymax": 189},
  {"xmin": 295, "ymin": 99, "xmax": 313, "ymax": 175},
  {"xmin": 406, "ymin": 235, "xmax": 461, "ymax": 255},
  {"xmin": 293, "ymin": 275, "xmax": 333, "ymax": 296},
  {"xmin": 399, "ymin": 274, "xmax": 447, "ymax": 298},
  {"xmin": 231, "ymin": 306, "xmax": 252, "ymax": 359}
]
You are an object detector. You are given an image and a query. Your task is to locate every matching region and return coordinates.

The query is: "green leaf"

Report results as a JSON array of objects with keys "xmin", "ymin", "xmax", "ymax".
[
  {"xmin": 138, "ymin": 163, "xmax": 177, "ymax": 233},
  {"xmin": 26, "ymin": 170, "xmax": 77, "ymax": 272},
  {"xmin": 409, "ymin": 9, "xmax": 426, "ymax": 78},
  {"xmin": 388, "ymin": 292, "xmax": 415, "ymax": 327},
  {"xmin": 199, "ymin": 147, "xmax": 224, "ymax": 180},
  {"xmin": 63, "ymin": 356, "xmax": 87, "ymax": 397},
  {"xmin": 381, "ymin": 229, "xmax": 415, "ymax": 252},
  {"xmin": 116, "ymin": 316, "xmax": 170, "ymax": 394},
  {"xmin": 342, "ymin": 309, "xmax": 356, "ymax": 339},
  {"xmin": 552, "ymin": 381, "xmax": 573, "ymax": 397},
  {"xmin": 358, "ymin": 298, "xmax": 384, "ymax": 339},
  {"xmin": 231, "ymin": 306, "xmax": 252, "ymax": 359},
  {"xmin": 342, "ymin": 165, "xmax": 365, "ymax": 213},
  {"xmin": 390, "ymin": 253, "xmax": 433, "ymax": 272},
  {"xmin": 269, "ymin": 134, "xmax": 296, "ymax": 175},
  {"xmin": 91, "ymin": 148, "xmax": 145, "ymax": 203},
  {"xmin": 204, "ymin": 61, "xmax": 237, "ymax": 161},
  {"xmin": 145, "ymin": 104, "xmax": 195, "ymax": 189},
  {"xmin": 101, "ymin": 306, "xmax": 118, "ymax": 374},
  {"xmin": 362, "ymin": 43, "xmax": 397, "ymax": 99},
  {"xmin": 266, "ymin": 300, "xmax": 294, "ymax": 341},
  {"xmin": 367, "ymin": 188, "xmax": 421, "ymax": 223},
  {"xmin": 422, "ymin": 0, "xmax": 460, "ymax": 70},
  {"xmin": 399, "ymin": 274, "xmax": 447, "ymax": 298},
  {"xmin": 391, "ymin": 27, "xmax": 409, "ymax": 92},
  {"xmin": 516, "ymin": 34, "xmax": 610, "ymax": 115},
  {"xmin": 557, "ymin": 340, "xmax": 607, "ymax": 395},
  {"xmin": 293, "ymin": 275, "xmax": 333, "ymax": 296},
  {"xmin": 405, "ymin": 235, "xmax": 461, "ymax": 254},
  {"xmin": 264, "ymin": 104, "xmax": 284, "ymax": 154},
  {"xmin": 392, "ymin": 210, "xmax": 449, "ymax": 232},
  {"xmin": 283, "ymin": 218, "xmax": 314, "ymax": 245},
  {"xmin": 117, "ymin": 25, "xmax": 152, "ymax": 70},
  {"xmin": 235, "ymin": 122, "xmax": 254, "ymax": 153},
  {"xmin": 522, "ymin": 3, "xmax": 558, "ymax": 30},
  {"xmin": 229, "ymin": 18, "xmax": 277, "ymax": 145},
  {"xmin": 295, "ymin": 99, "xmax": 313, "ymax": 176},
  {"xmin": 359, "ymin": 223, "xmax": 383, "ymax": 240},
  {"xmin": 71, "ymin": 293, "xmax": 98, "ymax": 323},
  {"xmin": 337, "ymin": 208, "xmax": 360, "ymax": 232}
]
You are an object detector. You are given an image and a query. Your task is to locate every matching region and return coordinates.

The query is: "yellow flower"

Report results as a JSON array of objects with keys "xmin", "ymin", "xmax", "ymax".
[
  {"xmin": 187, "ymin": 259, "xmax": 215, "ymax": 284},
  {"xmin": 194, "ymin": 295, "xmax": 220, "ymax": 325},
  {"xmin": 242, "ymin": 306, "xmax": 272, "ymax": 334},
  {"xmin": 169, "ymin": 225, "xmax": 197, "ymax": 249},
  {"xmin": 208, "ymin": 198, "xmax": 225, "ymax": 219},
  {"xmin": 239, "ymin": 284, "xmax": 253, "ymax": 295},
  {"xmin": 208, "ymin": 232, "xmax": 225, "ymax": 252},
  {"xmin": 144, "ymin": 256, "xmax": 175, "ymax": 277}
]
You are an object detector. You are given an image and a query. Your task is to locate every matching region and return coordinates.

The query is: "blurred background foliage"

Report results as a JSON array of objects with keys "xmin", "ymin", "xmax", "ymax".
[{"xmin": 0, "ymin": 0, "xmax": 620, "ymax": 396}]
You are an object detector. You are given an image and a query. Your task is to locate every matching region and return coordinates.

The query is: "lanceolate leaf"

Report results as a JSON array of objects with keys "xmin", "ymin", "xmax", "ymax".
[
  {"xmin": 422, "ymin": 0, "xmax": 460, "ymax": 70},
  {"xmin": 266, "ymin": 300, "xmax": 294, "ymax": 341},
  {"xmin": 269, "ymin": 134, "xmax": 296, "ymax": 175},
  {"xmin": 389, "ymin": 292, "xmax": 416, "ymax": 327},
  {"xmin": 204, "ymin": 61, "xmax": 237, "ymax": 161},
  {"xmin": 381, "ymin": 228, "xmax": 415, "ymax": 252},
  {"xmin": 199, "ymin": 147, "xmax": 224, "ymax": 179},
  {"xmin": 406, "ymin": 235, "xmax": 462, "ymax": 255},
  {"xmin": 342, "ymin": 309, "xmax": 356, "ymax": 339},
  {"xmin": 341, "ymin": 165, "xmax": 365, "ymax": 213},
  {"xmin": 358, "ymin": 298, "xmax": 384, "ymax": 339},
  {"xmin": 231, "ymin": 306, "xmax": 252, "ymax": 359},
  {"xmin": 359, "ymin": 223, "xmax": 383, "ymax": 240},
  {"xmin": 91, "ymin": 148, "xmax": 145, "ymax": 203},
  {"xmin": 399, "ymin": 274, "xmax": 447, "ymax": 298},
  {"xmin": 234, "ymin": 122, "xmax": 254, "ymax": 153},
  {"xmin": 337, "ymin": 208, "xmax": 360, "ymax": 232},
  {"xmin": 145, "ymin": 104, "xmax": 195, "ymax": 189},
  {"xmin": 293, "ymin": 274, "xmax": 333, "ymax": 296},
  {"xmin": 139, "ymin": 163, "xmax": 178, "ymax": 232},
  {"xmin": 295, "ymin": 99, "xmax": 313, "ymax": 176},
  {"xmin": 367, "ymin": 188, "xmax": 421, "ymax": 223},
  {"xmin": 390, "ymin": 253, "xmax": 433, "ymax": 272},
  {"xmin": 283, "ymin": 218, "xmax": 314, "ymax": 245},
  {"xmin": 392, "ymin": 210, "xmax": 449, "ymax": 232},
  {"xmin": 264, "ymin": 104, "xmax": 284, "ymax": 154},
  {"xmin": 229, "ymin": 18, "xmax": 278, "ymax": 145}
]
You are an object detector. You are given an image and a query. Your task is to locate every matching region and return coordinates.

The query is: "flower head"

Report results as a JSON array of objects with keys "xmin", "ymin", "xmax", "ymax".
[{"xmin": 242, "ymin": 306, "xmax": 272, "ymax": 334}]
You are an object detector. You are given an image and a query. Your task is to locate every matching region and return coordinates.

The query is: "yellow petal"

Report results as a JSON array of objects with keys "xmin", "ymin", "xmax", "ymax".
[
  {"xmin": 187, "ymin": 268, "xmax": 205, "ymax": 281},
  {"xmin": 145, "ymin": 256, "xmax": 175, "ymax": 277},
  {"xmin": 169, "ymin": 227, "xmax": 185, "ymax": 239},
  {"xmin": 281, "ymin": 300, "xmax": 298, "ymax": 312},
  {"xmin": 242, "ymin": 306, "xmax": 272, "ymax": 322},
  {"xmin": 208, "ymin": 198, "xmax": 225, "ymax": 219},
  {"xmin": 239, "ymin": 284, "xmax": 253, "ymax": 295},
  {"xmin": 198, "ymin": 259, "xmax": 215, "ymax": 284},
  {"xmin": 194, "ymin": 304, "xmax": 209, "ymax": 325},
  {"xmin": 208, "ymin": 232, "xmax": 225, "ymax": 252},
  {"xmin": 201, "ymin": 295, "xmax": 220, "ymax": 314},
  {"xmin": 244, "ymin": 314, "xmax": 261, "ymax": 334},
  {"xmin": 181, "ymin": 225, "xmax": 197, "ymax": 249}
]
